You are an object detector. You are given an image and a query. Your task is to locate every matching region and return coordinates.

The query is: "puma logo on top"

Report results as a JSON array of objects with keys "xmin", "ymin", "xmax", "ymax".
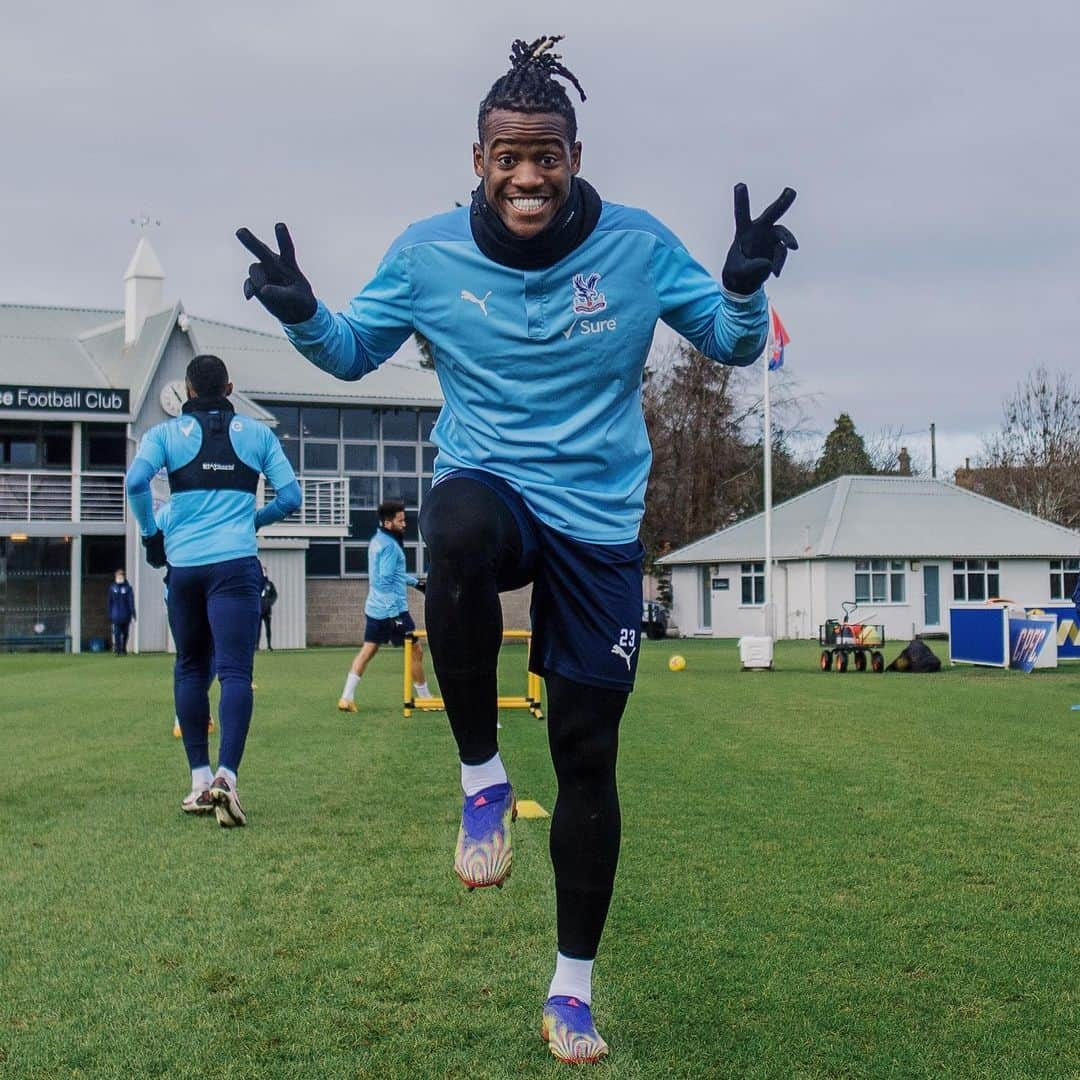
[
  {"xmin": 461, "ymin": 289, "xmax": 492, "ymax": 316},
  {"xmin": 610, "ymin": 643, "xmax": 637, "ymax": 670}
]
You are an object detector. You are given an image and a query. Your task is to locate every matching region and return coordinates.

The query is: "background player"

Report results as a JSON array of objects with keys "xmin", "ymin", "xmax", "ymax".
[
  {"xmin": 237, "ymin": 35, "xmax": 796, "ymax": 1062},
  {"xmin": 126, "ymin": 354, "xmax": 301, "ymax": 826},
  {"xmin": 337, "ymin": 499, "xmax": 432, "ymax": 713}
]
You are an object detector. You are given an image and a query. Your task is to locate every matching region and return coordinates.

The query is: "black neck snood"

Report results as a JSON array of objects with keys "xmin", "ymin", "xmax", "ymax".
[{"xmin": 469, "ymin": 177, "xmax": 602, "ymax": 271}]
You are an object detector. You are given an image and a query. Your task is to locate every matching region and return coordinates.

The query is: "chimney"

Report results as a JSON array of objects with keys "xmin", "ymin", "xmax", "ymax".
[
  {"xmin": 897, "ymin": 446, "xmax": 911, "ymax": 476},
  {"xmin": 123, "ymin": 236, "xmax": 165, "ymax": 346}
]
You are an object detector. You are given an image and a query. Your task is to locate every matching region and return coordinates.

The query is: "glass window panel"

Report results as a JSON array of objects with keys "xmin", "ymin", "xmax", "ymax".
[
  {"xmin": 1064, "ymin": 572, "xmax": 1078, "ymax": 598},
  {"xmin": 270, "ymin": 406, "xmax": 300, "ymax": 438},
  {"xmin": 871, "ymin": 559, "xmax": 886, "ymax": 572},
  {"xmin": 306, "ymin": 543, "xmax": 340, "ymax": 577},
  {"xmin": 740, "ymin": 563, "xmax": 751, "ymax": 574},
  {"xmin": 987, "ymin": 560, "xmax": 999, "ymax": 570},
  {"xmin": 420, "ymin": 410, "xmax": 439, "ymax": 440},
  {"xmin": 382, "ymin": 476, "xmax": 418, "ymax": 505},
  {"xmin": 890, "ymin": 573, "xmax": 905, "ymax": 602},
  {"xmin": 10, "ymin": 439, "xmax": 37, "ymax": 467},
  {"xmin": 344, "ymin": 444, "xmax": 377, "ymax": 472},
  {"xmin": 422, "ymin": 446, "xmax": 437, "ymax": 473},
  {"xmin": 349, "ymin": 476, "xmax": 379, "ymax": 508},
  {"xmin": 382, "ymin": 408, "xmax": 417, "ymax": 441},
  {"xmin": 302, "ymin": 407, "xmax": 339, "ymax": 438},
  {"xmin": 988, "ymin": 574, "xmax": 1000, "ymax": 597},
  {"xmin": 86, "ymin": 427, "xmax": 127, "ymax": 469},
  {"xmin": 383, "ymin": 445, "xmax": 417, "ymax": 473},
  {"xmin": 406, "ymin": 546, "xmax": 421, "ymax": 574},
  {"xmin": 967, "ymin": 573, "xmax": 986, "ymax": 601},
  {"xmin": 968, "ymin": 559, "xmax": 985, "ymax": 571},
  {"xmin": 43, "ymin": 432, "xmax": 72, "ymax": 468},
  {"xmin": 403, "ymin": 514, "xmax": 420, "ymax": 542},
  {"xmin": 953, "ymin": 574, "xmax": 966, "ymax": 600},
  {"xmin": 342, "ymin": 407, "xmax": 378, "ymax": 440},
  {"xmin": 349, "ymin": 510, "xmax": 374, "ymax": 538},
  {"xmin": 421, "ymin": 476, "xmax": 433, "ymax": 499},
  {"xmin": 872, "ymin": 575, "xmax": 887, "ymax": 603},
  {"xmin": 890, "ymin": 560, "xmax": 905, "ymax": 570},
  {"xmin": 742, "ymin": 577, "xmax": 753, "ymax": 604},
  {"xmin": 855, "ymin": 560, "xmax": 869, "ymax": 571},
  {"xmin": 344, "ymin": 545, "xmax": 369, "ymax": 575},
  {"xmin": 1050, "ymin": 559, "xmax": 1061, "ymax": 571},
  {"xmin": 953, "ymin": 560, "xmax": 965, "ymax": 570},
  {"xmin": 754, "ymin": 577, "xmax": 765, "ymax": 604},
  {"xmin": 280, "ymin": 439, "xmax": 300, "ymax": 470},
  {"xmin": 303, "ymin": 442, "xmax": 338, "ymax": 472},
  {"xmin": 754, "ymin": 563, "xmax": 764, "ymax": 574},
  {"xmin": 855, "ymin": 574, "xmax": 870, "ymax": 603}
]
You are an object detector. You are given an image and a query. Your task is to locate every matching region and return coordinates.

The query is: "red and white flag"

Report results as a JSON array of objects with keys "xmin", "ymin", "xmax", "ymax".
[{"xmin": 767, "ymin": 306, "xmax": 791, "ymax": 371}]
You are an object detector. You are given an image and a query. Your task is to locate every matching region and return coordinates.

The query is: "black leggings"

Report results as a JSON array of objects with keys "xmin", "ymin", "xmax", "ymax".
[{"xmin": 420, "ymin": 478, "xmax": 628, "ymax": 959}]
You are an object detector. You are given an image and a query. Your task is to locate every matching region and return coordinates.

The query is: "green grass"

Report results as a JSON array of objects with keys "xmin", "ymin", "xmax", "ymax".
[{"xmin": 1, "ymin": 641, "xmax": 1078, "ymax": 1079}]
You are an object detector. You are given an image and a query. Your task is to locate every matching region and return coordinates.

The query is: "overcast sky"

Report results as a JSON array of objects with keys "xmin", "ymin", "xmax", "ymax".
[{"xmin": 3, "ymin": 0, "xmax": 1076, "ymax": 474}]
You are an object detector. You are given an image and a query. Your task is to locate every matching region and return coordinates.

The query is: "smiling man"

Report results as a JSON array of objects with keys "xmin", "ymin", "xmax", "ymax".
[{"xmin": 237, "ymin": 35, "xmax": 797, "ymax": 1064}]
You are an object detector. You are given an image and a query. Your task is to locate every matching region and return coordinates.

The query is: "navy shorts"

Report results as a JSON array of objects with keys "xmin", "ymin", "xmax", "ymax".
[
  {"xmin": 364, "ymin": 611, "xmax": 416, "ymax": 646},
  {"xmin": 434, "ymin": 469, "xmax": 645, "ymax": 691}
]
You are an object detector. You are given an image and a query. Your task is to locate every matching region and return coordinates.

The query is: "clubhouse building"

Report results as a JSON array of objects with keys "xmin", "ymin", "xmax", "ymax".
[{"xmin": 0, "ymin": 237, "xmax": 448, "ymax": 652}]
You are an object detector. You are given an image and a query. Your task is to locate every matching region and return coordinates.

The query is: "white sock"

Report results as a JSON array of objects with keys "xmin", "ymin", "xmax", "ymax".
[
  {"xmin": 548, "ymin": 953, "xmax": 594, "ymax": 1006},
  {"xmin": 215, "ymin": 766, "xmax": 237, "ymax": 786},
  {"xmin": 414, "ymin": 682, "xmax": 431, "ymax": 698},
  {"xmin": 342, "ymin": 672, "xmax": 361, "ymax": 700},
  {"xmin": 192, "ymin": 766, "xmax": 213, "ymax": 790},
  {"xmin": 460, "ymin": 752, "xmax": 508, "ymax": 796}
]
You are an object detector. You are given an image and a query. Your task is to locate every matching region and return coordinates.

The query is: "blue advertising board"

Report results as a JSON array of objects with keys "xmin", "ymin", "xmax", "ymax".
[
  {"xmin": 949, "ymin": 606, "xmax": 1008, "ymax": 667},
  {"xmin": 1025, "ymin": 606, "xmax": 1080, "ymax": 661}
]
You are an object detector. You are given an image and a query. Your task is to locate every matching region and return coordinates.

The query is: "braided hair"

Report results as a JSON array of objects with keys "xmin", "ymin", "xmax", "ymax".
[{"xmin": 478, "ymin": 36, "xmax": 587, "ymax": 144}]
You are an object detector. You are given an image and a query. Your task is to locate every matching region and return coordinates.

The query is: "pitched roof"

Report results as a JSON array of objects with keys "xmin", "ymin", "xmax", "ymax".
[
  {"xmin": 659, "ymin": 475, "xmax": 1080, "ymax": 564},
  {"xmin": 0, "ymin": 303, "xmax": 443, "ymax": 408}
]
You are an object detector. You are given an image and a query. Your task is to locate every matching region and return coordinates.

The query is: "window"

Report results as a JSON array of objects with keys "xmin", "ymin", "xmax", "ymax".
[
  {"xmin": 854, "ymin": 560, "xmax": 906, "ymax": 603},
  {"xmin": 342, "ymin": 407, "xmax": 377, "ymax": 440},
  {"xmin": 306, "ymin": 543, "xmax": 341, "ymax": 577},
  {"xmin": 344, "ymin": 444, "xmax": 377, "ymax": 472},
  {"xmin": 740, "ymin": 562, "xmax": 764, "ymax": 605},
  {"xmin": 382, "ymin": 408, "xmax": 417, "ymax": 441},
  {"xmin": 302, "ymin": 407, "xmax": 339, "ymax": 438},
  {"xmin": 422, "ymin": 446, "xmax": 437, "ymax": 473},
  {"xmin": 1050, "ymin": 559, "xmax": 1080, "ymax": 600},
  {"xmin": 420, "ymin": 410, "xmax": 439, "ymax": 441},
  {"xmin": 349, "ymin": 477, "xmax": 379, "ymax": 509},
  {"xmin": 344, "ymin": 545, "xmax": 369, "ymax": 574},
  {"xmin": 1, "ymin": 422, "xmax": 77, "ymax": 469},
  {"xmin": 303, "ymin": 442, "xmax": 339, "ymax": 472},
  {"xmin": 84, "ymin": 425, "xmax": 125, "ymax": 469},
  {"xmin": 383, "ymin": 445, "xmax": 417, "ymax": 473},
  {"xmin": 383, "ymin": 476, "xmax": 418, "ymax": 505},
  {"xmin": 952, "ymin": 559, "xmax": 1000, "ymax": 602}
]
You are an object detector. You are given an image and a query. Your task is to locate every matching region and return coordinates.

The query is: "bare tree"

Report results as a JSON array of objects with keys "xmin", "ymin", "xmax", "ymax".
[{"xmin": 958, "ymin": 367, "xmax": 1080, "ymax": 528}]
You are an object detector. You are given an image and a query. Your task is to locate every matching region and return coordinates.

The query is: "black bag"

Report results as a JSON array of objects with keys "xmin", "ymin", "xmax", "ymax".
[{"xmin": 887, "ymin": 639, "xmax": 941, "ymax": 673}]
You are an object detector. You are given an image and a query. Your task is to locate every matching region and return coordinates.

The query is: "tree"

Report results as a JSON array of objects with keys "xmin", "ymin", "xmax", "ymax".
[
  {"xmin": 414, "ymin": 332, "xmax": 436, "ymax": 369},
  {"xmin": 641, "ymin": 343, "xmax": 813, "ymax": 560},
  {"xmin": 957, "ymin": 367, "xmax": 1080, "ymax": 528},
  {"xmin": 814, "ymin": 413, "xmax": 874, "ymax": 482}
]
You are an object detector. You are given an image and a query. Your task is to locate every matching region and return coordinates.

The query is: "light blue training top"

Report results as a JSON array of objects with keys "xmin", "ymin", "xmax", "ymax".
[
  {"xmin": 365, "ymin": 528, "xmax": 417, "ymax": 620},
  {"xmin": 283, "ymin": 202, "xmax": 768, "ymax": 544},
  {"xmin": 126, "ymin": 409, "xmax": 301, "ymax": 567}
]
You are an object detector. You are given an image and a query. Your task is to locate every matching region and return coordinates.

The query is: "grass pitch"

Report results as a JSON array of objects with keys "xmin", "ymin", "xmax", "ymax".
[{"xmin": 1, "ymin": 641, "xmax": 1078, "ymax": 1079}]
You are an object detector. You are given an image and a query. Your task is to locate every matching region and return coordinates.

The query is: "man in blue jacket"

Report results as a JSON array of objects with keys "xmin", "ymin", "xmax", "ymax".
[
  {"xmin": 337, "ymin": 499, "xmax": 431, "ymax": 712},
  {"xmin": 125, "ymin": 354, "xmax": 301, "ymax": 826},
  {"xmin": 237, "ymin": 35, "xmax": 796, "ymax": 1062},
  {"xmin": 106, "ymin": 569, "xmax": 136, "ymax": 655}
]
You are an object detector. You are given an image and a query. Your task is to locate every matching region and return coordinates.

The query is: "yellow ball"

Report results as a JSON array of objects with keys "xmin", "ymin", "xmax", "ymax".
[{"xmin": 668, "ymin": 655, "xmax": 686, "ymax": 672}]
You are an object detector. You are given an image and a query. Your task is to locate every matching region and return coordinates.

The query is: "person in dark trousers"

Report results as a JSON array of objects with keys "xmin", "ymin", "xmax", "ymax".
[
  {"xmin": 259, "ymin": 563, "xmax": 277, "ymax": 650},
  {"xmin": 125, "ymin": 354, "xmax": 301, "ymax": 826},
  {"xmin": 237, "ymin": 34, "xmax": 796, "ymax": 1062},
  {"xmin": 106, "ymin": 569, "xmax": 136, "ymax": 655}
]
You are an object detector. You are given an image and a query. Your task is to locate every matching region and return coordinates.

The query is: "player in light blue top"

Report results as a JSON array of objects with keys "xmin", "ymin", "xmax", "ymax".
[
  {"xmin": 125, "ymin": 354, "xmax": 301, "ymax": 826},
  {"xmin": 236, "ymin": 35, "xmax": 797, "ymax": 1062},
  {"xmin": 337, "ymin": 499, "xmax": 432, "ymax": 713}
]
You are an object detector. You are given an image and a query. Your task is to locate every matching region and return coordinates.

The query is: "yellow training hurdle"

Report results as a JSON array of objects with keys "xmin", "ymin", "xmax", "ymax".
[{"xmin": 403, "ymin": 629, "xmax": 543, "ymax": 720}]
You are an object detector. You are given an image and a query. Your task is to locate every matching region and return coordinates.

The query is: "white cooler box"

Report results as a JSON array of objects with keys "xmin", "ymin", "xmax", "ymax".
[{"xmin": 738, "ymin": 635, "xmax": 774, "ymax": 670}]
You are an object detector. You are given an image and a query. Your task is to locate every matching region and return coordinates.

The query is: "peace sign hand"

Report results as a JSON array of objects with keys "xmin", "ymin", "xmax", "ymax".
[
  {"xmin": 721, "ymin": 183, "xmax": 798, "ymax": 297},
  {"xmin": 236, "ymin": 222, "xmax": 318, "ymax": 325}
]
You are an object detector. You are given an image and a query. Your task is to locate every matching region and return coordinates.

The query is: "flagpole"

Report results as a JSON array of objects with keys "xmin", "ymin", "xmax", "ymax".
[{"xmin": 763, "ymin": 310, "xmax": 774, "ymax": 639}]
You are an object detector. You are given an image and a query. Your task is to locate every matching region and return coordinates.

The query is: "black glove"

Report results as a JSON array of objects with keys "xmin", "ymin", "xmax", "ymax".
[
  {"xmin": 412, "ymin": 578, "xmax": 427, "ymax": 594},
  {"xmin": 721, "ymin": 183, "xmax": 798, "ymax": 296},
  {"xmin": 142, "ymin": 530, "xmax": 167, "ymax": 569},
  {"xmin": 236, "ymin": 222, "xmax": 318, "ymax": 325}
]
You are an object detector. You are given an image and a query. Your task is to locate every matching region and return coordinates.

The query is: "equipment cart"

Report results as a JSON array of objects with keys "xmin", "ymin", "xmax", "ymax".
[{"xmin": 818, "ymin": 601, "xmax": 886, "ymax": 673}]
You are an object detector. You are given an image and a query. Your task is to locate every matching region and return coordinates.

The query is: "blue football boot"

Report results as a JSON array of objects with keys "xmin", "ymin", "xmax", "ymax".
[
  {"xmin": 454, "ymin": 782, "xmax": 516, "ymax": 889},
  {"xmin": 541, "ymin": 995, "xmax": 609, "ymax": 1064}
]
